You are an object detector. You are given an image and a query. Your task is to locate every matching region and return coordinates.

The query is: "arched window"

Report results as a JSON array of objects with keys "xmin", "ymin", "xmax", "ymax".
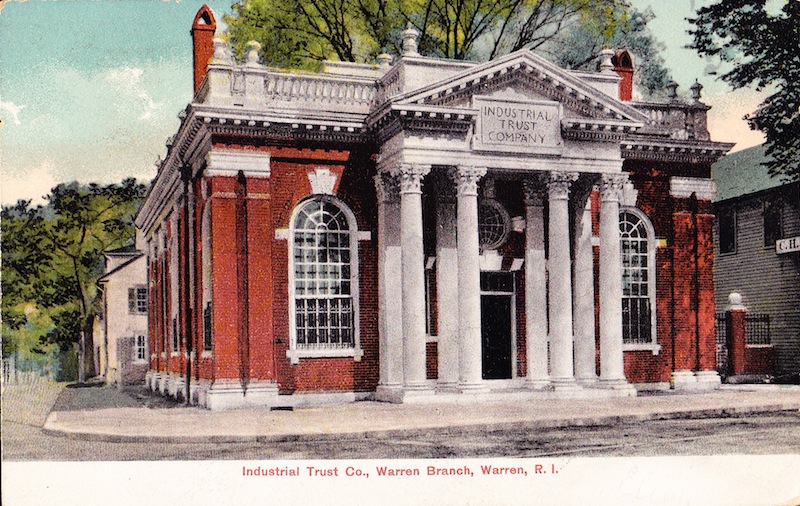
[
  {"xmin": 288, "ymin": 196, "xmax": 360, "ymax": 362},
  {"xmin": 620, "ymin": 209, "xmax": 657, "ymax": 348}
]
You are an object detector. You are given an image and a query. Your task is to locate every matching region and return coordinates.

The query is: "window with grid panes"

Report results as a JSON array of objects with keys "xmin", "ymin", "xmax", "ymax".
[
  {"xmin": 134, "ymin": 335, "xmax": 147, "ymax": 362},
  {"xmin": 128, "ymin": 286, "xmax": 147, "ymax": 314},
  {"xmin": 620, "ymin": 210, "xmax": 654, "ymax": 344},
  {"xmin": 292, "ymin": 198, "xmax": 356, "ymax": 349}
]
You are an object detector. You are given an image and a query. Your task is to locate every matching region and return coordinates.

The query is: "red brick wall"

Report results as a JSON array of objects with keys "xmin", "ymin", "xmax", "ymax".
[
  {"xmin": 745, "ymin": 346, "xmax": 775, "ymax": 375},
  {"xmin": 209, "ymin": 176, "xmax": 242, "ymax": 380},
  {"xmin": 198, "ymin": 144, "xmax": 379, "ymax": 393},
  {"xmin": 426, "ymin": 342, "xmax": 438, "ymax": 380},
  {"xmin": 621, "ymin": 162, "xmax": 718, "ymax": 383},
  {"xmin": 696, "ymin": 212, "xmax": 717, "ymax": 371}
]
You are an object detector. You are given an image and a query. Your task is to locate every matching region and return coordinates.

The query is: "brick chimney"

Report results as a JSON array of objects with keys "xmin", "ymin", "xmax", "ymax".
[
  {"xmin": 612, "ymin": 49, "xmax": 634, "ymax": 101},
  {"xmin": 191, "ymin": 5, "xmax": 217, "ymax": 94}
]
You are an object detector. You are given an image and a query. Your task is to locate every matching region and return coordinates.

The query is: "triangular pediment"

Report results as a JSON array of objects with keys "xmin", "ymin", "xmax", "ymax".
[{"xmin": 393, "ymin": 50, "xmax": 648, "ymax": 124}]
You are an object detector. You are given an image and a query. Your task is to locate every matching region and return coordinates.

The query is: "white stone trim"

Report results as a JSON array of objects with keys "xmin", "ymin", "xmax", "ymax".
[
  {"xmin": 479, "ymin": 250, "xmax": 504, "ymax": 271},
  {"xmin": 273, "ymin": 391, "xmax": 370, "ymax": 408},
  {"xmin": 623, "ymin": 343, "xmax": 661, "ymax": 355},
  {"xmin": 285, "ymin": 347, "xmax": 365, "ymax": 365},
  {"xmin": 669, "ymin": 177, "xmax": 715, "ymax": 201},
  {"xmin": 307, "ymin": 167, "xmax": 338, "ymax": 194},
  {"xmin": 357, "ymin": 231, "xmax": 372, "ymax": 241},
  {"xmin": 204, "ymin": 379, "xmax": 279, "ymax": 410},
  {"xmin": 206, "ymin": 149, "xmax": 271, "ymax": 178},
  {"xmin": 694, "ymin": 371, "xmax": 722, "ymax": 390}
]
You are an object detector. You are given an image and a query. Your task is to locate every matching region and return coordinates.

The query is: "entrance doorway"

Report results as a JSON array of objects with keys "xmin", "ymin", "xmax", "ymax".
[{"xmin": 480, "ymin": 272, "xmax": 515, "ymax": 380}]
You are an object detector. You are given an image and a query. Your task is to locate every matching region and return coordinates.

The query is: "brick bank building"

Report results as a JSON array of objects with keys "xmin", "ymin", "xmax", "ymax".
[{"xmin": 136, "ymin": 6, "xmax": 733, "ymax": 409}]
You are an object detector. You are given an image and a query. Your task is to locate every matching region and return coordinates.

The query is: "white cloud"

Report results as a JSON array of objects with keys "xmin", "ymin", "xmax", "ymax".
[
  {"xmin": 0, "ymin": 95, "xmax": 26, "ymax": 125},
  {"xmin": 105, "ymin": 67, "xmax": 165, "ymax": 122},
  {"xmin": 0, "ymin": 159, "xmax": 57, "ymax": 206}
]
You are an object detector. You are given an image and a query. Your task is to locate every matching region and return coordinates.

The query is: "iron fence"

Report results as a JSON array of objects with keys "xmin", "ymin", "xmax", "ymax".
[
  {"xmin": 715, "ymin": 312, "xmax": 729, "ymax": 374},
  {"xmin": 745, "ymin": 314, "xmax": 771, "ymax": 345}
]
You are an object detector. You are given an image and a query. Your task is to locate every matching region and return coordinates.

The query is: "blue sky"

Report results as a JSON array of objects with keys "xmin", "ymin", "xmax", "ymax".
[{"xmin": 0, "ymin": 0, "xmax": 768, "ymax": 205}]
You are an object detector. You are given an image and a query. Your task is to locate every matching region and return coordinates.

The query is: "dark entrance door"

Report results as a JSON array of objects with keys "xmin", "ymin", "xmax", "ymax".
[{"xmin": 481, "ymin": 295, "xmax": 513, "ymax": 379}]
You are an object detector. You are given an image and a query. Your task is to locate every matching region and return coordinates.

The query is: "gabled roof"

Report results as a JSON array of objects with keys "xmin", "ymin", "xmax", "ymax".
[
  {"xmin": 105, "ymin": 243, "xmax": 139, "ymax": 256},
  {"xmin": 393, "ymin": 49, "xmax": 649, "ymax": 125},
  {"xmin": 712, "ymin": 144, "xmax": 787, "ymax": 202},
  {"xmin": 98, "ymin": 253, "xmax": 144, "ymax": 284}
]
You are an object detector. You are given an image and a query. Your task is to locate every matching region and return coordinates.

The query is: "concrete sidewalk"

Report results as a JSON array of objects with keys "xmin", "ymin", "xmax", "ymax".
[{"xmin": 41, "ymin": 384, "xmax": 800, "ymax": 443}]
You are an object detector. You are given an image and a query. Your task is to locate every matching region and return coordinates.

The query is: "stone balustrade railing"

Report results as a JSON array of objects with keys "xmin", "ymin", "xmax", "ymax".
[
  {"xmin": 200, "ymin": 64, "xmax": 379, "ymax": 114},
  {"xmin": 633, "ymin": 102, "xmax": 711, "ymax": 141}
]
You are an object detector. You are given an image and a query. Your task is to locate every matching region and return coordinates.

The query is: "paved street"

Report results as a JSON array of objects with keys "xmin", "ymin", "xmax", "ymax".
[{"xmin": 3, "ymin": 381, "xmax": 800, "ymax": 461}]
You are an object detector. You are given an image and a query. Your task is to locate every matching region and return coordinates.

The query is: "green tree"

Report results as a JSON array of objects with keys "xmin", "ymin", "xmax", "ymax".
[
  {"xmin": 689, "ymin": 0, "xmax": 800, "ymax": 182},
  {"xmin": 546, "ymin": 7, "xmax": 671, "ymax": 98},
  {"xmin": 1, "ymin": 179, "xmax": 147, "ymax": 382},
  {"xmin": 1, "ymin": 201, "xmax": 51, "ymax": 332},
  {"xmin": 226, "ymin": 0, "xmax": 632, "ymax": 69}
]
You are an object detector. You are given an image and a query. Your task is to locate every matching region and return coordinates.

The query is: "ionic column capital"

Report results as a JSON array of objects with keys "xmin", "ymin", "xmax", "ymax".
[
  {"xmin": 599, "ymin": 173, "xmax": 628, "ymax": 202},
  {"xmin": 547, "ymin": 171, "xmax": 579, "ymax": 200},
  {"xmin": 374, "ymin": 172, "xmax": 400, "ymax": 203},
  {"xmin": 396, "ymin": 164, "xmax": 431, "ymax": 194},
  {"xmin": 449, "ymin": 166, "xmax": 487, "ymax": 197}
]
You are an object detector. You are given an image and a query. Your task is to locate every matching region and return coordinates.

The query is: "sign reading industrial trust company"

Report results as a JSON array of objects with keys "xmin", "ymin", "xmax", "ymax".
[{"xmin": 474, "ymin": 96, "xmax": 563, "ymax": 155}]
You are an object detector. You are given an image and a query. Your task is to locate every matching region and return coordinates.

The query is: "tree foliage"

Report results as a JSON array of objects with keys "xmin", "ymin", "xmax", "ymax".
[
  {"xmin": 226, "ymin": 0, "xmax": 633, "ymax": 69},
  {"xmin": 689, "ymin": 0, "xmax": 800, "ymax": 181},
  {"xmin": 1, "ymin": 179, "xmax": 147, "ymax": 380},
  {"xmin": 547, "ymin": 7, "xmax": 671, "ymax": 98}
]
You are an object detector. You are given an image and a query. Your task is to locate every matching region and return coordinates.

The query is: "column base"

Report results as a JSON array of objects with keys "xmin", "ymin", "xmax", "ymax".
[
  {"xmin": 436, "ymin": 381, "xmax": 459, "ymax": 393},
  {"xmin": 576, "ymin": 376, "xmax": 599, "ymax": 387},
  {"xmin": 168, "ymin": 376, "xmax": 186, "ymax": 401},
  {"xmin": 376, "ymin": 384, "xmax": 437, "ymax": 403},
  {"xmin": 205, "ymin": 379, "xmax": 279, "ymax": 410},
  {"xmin": 190, "ymin": 379, "xmax": 212, "ymax": 406},
  {"xmin": 374, "ymin": 385, "xmax": 406, "ymax": 403},
  {"xmin": 526, "ymin": 378, "xmax": 551, "ymax": 390},
  {"xmin": 599, "ymin": 378, "xmax": 636, "ymax": 396},
  {"xmin": 695, "ymin": 370, "xmax": 722, "ymax": 390},
  {"xmin": 458, "ymin": 382, "xmax": 490, "ymax": 394},
  {"xmin": 550, "ymin": 377, "xmax": 581, "ymax": 392},
  {"xmin": 671, "ymin": 370, "xmax": 700, "ymax": 391},
  {"xmin": 144, "ymin": 370, "xmax": 158, "ymax": 390}
]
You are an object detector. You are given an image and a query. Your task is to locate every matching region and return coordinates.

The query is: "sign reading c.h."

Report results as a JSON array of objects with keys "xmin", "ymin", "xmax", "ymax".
[{"xmin": 776, "ymin": 236, "xmax": 800, "ymax": 254}]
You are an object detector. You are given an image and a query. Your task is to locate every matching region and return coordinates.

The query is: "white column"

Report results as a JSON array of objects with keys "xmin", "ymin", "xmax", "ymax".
[
  {"xmin": 374, "ymin": 172, "xmax": 404, "ymax": 399},
  {"xmin": 547, "ymin": 171, "xmax": 579, "ymax": 389},
  {"xmin": 523, "ymin": 178, "xmax": 549, "ymax": 389},
  {"xmin": 573, "ymin": 181, "xmax": 598, "ymax": 384},
  {"xmin": 599, "ymin": 173, "xmax": 628, "ymax": 385},
  {"xmin": 452, "ymin": 166, "xmax": 488, "ymax": 392},
  {"xmin": 398, "ymin": 163, "xmax": 432, "ymax": 393},
  {"xmin": 435, "ymin": 176, "xmax": 459, "ymax": 390}
]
